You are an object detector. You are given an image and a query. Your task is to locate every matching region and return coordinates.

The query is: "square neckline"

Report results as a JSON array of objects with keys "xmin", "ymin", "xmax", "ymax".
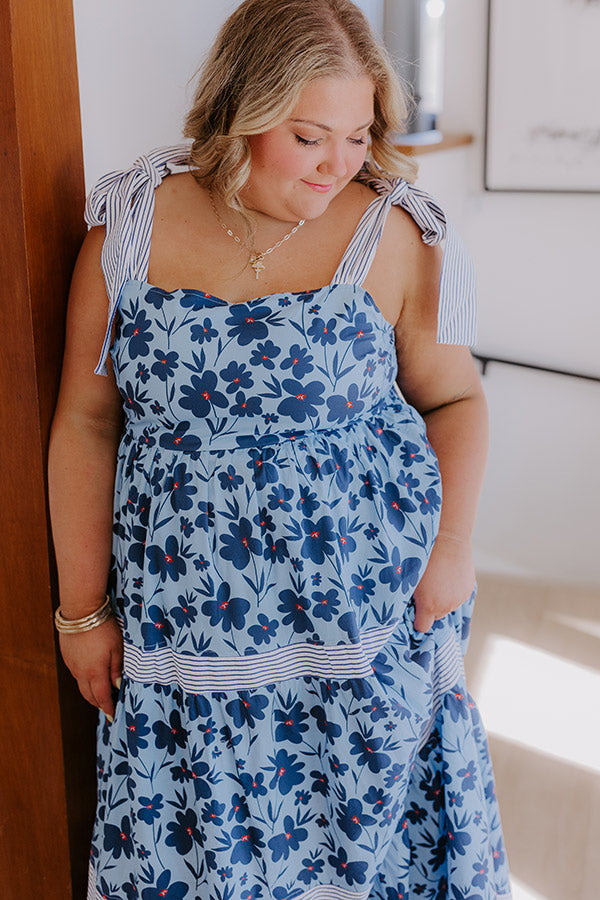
[{"xmin": 122, "ymin": 278, "xmax": 396, "ymax": 333}]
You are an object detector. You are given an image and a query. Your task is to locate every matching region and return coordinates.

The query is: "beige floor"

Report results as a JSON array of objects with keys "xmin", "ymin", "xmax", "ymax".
[{"xmin": 466, "ymin": 573, "xmax": 600, "ymax": 900}]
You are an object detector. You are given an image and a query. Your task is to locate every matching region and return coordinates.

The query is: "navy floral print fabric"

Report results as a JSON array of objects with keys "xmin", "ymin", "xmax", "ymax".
[{"xmin": 89, "ymin": 279, "xmax": 511, "ymax": 900}]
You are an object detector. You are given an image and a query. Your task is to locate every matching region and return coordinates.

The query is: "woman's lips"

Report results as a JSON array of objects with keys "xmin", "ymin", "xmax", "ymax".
[{"xmin": 301, "ymin": 180, "xmax": 333, "ymax": 193}]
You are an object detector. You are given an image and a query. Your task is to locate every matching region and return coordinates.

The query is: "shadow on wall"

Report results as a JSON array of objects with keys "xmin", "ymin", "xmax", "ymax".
[{"xmin": 467, "ymin": 573, "xmax": 600, "ymax": 900}]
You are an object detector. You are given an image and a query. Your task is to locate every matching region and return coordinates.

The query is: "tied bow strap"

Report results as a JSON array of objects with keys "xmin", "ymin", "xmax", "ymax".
[
  {"xmin": 86, "ymin": 143, "xmax": 192, "ymax": 374},
  {"xmin": 355, "ymin": 172, "xmax": 477, "ymax": 346}
]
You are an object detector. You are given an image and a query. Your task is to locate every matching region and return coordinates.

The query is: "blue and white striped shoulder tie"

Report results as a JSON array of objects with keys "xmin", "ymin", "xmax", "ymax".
[
  {"xmin": 337, "ymin": 170, "xmax": 477, "ymax": 347},
  {"xmin": 86, "ymin": 144, "xmax": 192, "ymax": 375}
]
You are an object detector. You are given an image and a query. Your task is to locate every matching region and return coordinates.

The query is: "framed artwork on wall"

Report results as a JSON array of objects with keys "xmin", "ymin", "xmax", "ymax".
[{"xmin": 485, "ymin": 0, "xmax": 600, "ymax": 192}]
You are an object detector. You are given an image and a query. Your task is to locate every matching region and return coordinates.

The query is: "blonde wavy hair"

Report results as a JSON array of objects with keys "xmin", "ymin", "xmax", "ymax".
[{"xmin": 183, "ymin": 0, "xmax": 417, "ymax": 214}]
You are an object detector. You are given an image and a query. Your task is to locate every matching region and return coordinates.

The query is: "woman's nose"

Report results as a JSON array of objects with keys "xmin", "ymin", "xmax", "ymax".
[{"xmin": 318, "ymin": 144, "xmax": 349, "ymax": 178}]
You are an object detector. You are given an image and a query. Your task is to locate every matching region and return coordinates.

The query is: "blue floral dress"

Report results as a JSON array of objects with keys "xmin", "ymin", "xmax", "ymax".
[{"xmin": 86, "ymin": 147, "xmax": 512, "ymax": 900}]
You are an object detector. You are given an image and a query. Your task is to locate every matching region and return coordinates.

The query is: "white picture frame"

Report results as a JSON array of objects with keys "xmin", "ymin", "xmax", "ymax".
[{"xmin": 485, "ymin": 0, "xmax": 600, "ymax": 192}]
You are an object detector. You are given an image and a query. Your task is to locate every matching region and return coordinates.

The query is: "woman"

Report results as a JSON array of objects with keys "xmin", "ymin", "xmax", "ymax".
[{"xmin": 49, "ymin": 1, "xmax": 511, "ymax": 898}]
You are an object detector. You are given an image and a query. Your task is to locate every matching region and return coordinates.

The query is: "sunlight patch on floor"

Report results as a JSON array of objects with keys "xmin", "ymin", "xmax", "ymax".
[
  {"xmin": 509, "ymin": 875, "xmax": 548, "ymax": 900},
  {"xmin": 548, "ymin": 611, "xmax": 600, "ymax": 640},
  {"xmin": 474, "ymin": 636, "xmax": 600, "ymax": 775}
]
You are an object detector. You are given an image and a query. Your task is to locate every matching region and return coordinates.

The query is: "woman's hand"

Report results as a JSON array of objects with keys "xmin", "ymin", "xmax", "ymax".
[
  {"xmin": 412, "ymin": 532, "xmax": 475, "ymax": 633},
  {"xmin": 59, "ymin": 617, "xmax": 123, "ymax": 721}
]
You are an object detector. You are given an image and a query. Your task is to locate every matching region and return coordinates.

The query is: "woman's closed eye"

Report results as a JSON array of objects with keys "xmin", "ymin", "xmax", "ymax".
[
  {"xmin": 295, "ymin": 134, "xmax": 321, "ymax": 146},
  {"xmin": 295, "ymin": 134, "xmax": 367, "ymax": 147}
]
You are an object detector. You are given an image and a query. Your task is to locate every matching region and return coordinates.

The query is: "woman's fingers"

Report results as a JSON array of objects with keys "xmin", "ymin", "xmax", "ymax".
[
  {"xmin": 59, "ymin": 618, "xmax": 123, "ymax": 719},
  {"xmin": 412, "ymin": 606, "xmax": 436, "ymax": 633},
  {"xmin": 90, "ymin": 669, "xmax": 116, "ymax": 721}
]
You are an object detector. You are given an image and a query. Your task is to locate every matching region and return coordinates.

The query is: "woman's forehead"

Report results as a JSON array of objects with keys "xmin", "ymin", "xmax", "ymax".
[{"xmin": 289, "ymin": 75, "xmax": 375, "ymax": 126}]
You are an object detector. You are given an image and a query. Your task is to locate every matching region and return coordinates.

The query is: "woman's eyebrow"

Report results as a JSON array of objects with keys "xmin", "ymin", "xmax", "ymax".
[{"xmin": 290, "ymin": 118, "xmax": 374, "ymax": 132}]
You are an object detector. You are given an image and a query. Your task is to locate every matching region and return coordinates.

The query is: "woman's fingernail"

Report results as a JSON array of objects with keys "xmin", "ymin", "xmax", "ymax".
[
  {"xmin": 115, "ymin": 677, "xmax": 122, "ymax": 690},
  {"xmin": 105, "ymin": 713, "xmax": 114, "ymax": 724}
]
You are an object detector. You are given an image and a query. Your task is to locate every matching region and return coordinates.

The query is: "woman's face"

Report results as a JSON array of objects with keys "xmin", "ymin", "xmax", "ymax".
[{"xmin": 242, "ymin": 75, "xmax": 375, "ymax": 224}]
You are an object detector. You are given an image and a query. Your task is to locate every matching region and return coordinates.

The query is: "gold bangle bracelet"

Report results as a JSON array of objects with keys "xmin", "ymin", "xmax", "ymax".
[{"xmin": 54, "ymin": 595, "xmax": 114, "ymax": 634}]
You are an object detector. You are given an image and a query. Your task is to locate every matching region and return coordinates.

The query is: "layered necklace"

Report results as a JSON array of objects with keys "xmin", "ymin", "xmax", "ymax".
[{"xmin": 210, "ymin": 190, "xmax": 305, "ymax": 279}]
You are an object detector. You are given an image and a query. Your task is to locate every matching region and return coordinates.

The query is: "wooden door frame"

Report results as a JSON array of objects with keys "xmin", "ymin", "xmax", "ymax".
[{"xmin": 0, "ymin": 0, "xmax": 96, "ymax": 896}]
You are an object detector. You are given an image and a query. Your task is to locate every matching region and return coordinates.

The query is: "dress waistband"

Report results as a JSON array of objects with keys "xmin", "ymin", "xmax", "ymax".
[{"xmin": 122, "ymin": 388, "xmax": 414, "ymax": 455}]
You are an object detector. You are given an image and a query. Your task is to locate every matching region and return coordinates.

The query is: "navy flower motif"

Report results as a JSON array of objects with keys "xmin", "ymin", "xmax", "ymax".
[
  {"xmin": 217, "ymin": 464, "xmax": 244, "ymax": 492},
  {"xmin": 415, "ymin": 487, "xmax": 441, "ymax": 515},
  {"xmin": 153, "ymin": 710, "xmax": 188, "ymax": 755},
  {"xmin": 307, "ymin": 316, "xmax": 336, "ymax": 346},
  {"xmin": 124, "ymin": 711, "xmax": 151, "ymax": 757},
  {"xmin": 311, "ymin": 589, "xmax": 340, "ymax": 621},
  {"xmin": 146, "ymin": 535, "xmax": 187, "ymax": 582},
  {"xmin": 274, "ymin": 701, "xmax": 310, "ymax": 744},
  {"xmin": 277, "ymin": 589, "xmax": 313, "ymax": 634},
  {"xmin": 201, "ymin": 583, "xmax": 250, "ymax": 632},
  {"xmin": 140, "ymin": 870, "xmax": 189, "ymax": 900},
  {"xmin": 190, "ymin": 317, "xmax": 218, "ymax": 343},
  {"xmin": 138, "ymin": 794, "xmax": 163, "ymax": 824},
  {"xmin": 300, "ymin": 515, "xmax": 336, "ymax": 564},
  {"xmin": 267, "ymin": 748, "xmax": 305, "ymax": 795},
  {"xmin": 225, "ymin": 304, "xmax": 271, "ymax": 344},
  {"xmin": 250, "ymin": 340, "xmax": 281, "ymax": 369},
  {"xmin": 247, "ymin": 449, "xmax": 279, "ymax": 489},
  {"xmin": 103, "ymin": 815, "xmax": 134, "ymax": 860},
  {"xmin": 166, "ymin": 463, "xmax": 197, "ymax": 511},
  {"xmin": 248, "ymin": 613, "xmax": 278, "ymax": 645},
  {"xmin": 339, "ymin": 312, "xmax": 376, "ymax": 359},
  {"xmin": 141, "ymin": 605, "xmax": 175, "ymax": 649},
  {"xmin": 165, "ymin": 809, "xmax": 203, "ymax": 855},
  {"xmin": 328, "ymin": 846, "xmax": 369, "ymax": 885},
  {"xmin": 179, "ymin": 371, "xmax": 227, "ymax": 417},
  {"xmin": 122, "ymin": 309, "xmax": 153, "ymax": 358},
  {"xmin": 231, "ymin": 391, "xmax": 262, "ymax": 417},
  {"xmin": 220, "ymin": 360, "xmax": 254, "ymax": 394},
  {"xmin": 326, "ymin": 383, "xmax": 365, "ymax": 423},
  {"xmin": 348, "ymin": 728, "xmax": 392, "ymax": 772},
  {"xmin": 219, "ymin": 517, "xmax": 262, "ymax": 569},
  {"xmin": 151, "ymin": 349, "xmax": 179, "ymax": 381},
  {"xmin": 381, "ymin": 481, "xmax": 417, "ymax": 532},
  {"xmin": 380, "ymin": 547, "xmax": 422, "ymax": 593},
  {"xmin": 225, "ymin": 692, "xmax": 269, "ymax": 729},
  {"xmin": 280, "ymin": 344, "xmax": 314, "ymax": 378},
  {"xmin": 337, "ymin": 798, "xmax": 376, "ymax": 840},
  {"xmin": 268, "ymin": 816, "xmax": 308, "ymax": 862},
  {"xmin": 278, "ymin": 379, "xmax": 325, "ymax": 422}
]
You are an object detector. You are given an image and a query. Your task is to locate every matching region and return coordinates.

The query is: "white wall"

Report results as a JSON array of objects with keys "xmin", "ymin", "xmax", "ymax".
[
  {"xmin": 418, "ymin": 0, "xmax": 600, "ymax": 585},
  {"xmin": 73, "ymin": 0, "xmax": 239, "ymax": 189},
  {"xmin": 73, "ymin": 0, "xmax": 600, "ymax": 586}
]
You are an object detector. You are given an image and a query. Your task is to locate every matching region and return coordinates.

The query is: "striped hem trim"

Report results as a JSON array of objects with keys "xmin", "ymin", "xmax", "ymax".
[
  {"xmin": 123, "ymin": 620, "xmax": 399, "ymax": 692},
  {"xmin": 299, "ymin": 885, "xmax": 371, "ymax": 900},
  {"xmin": 88, "ymin": 861, "xmax": 371, "ymax": 900},
  {"xmin": 417, "ymin": 631, "xmax": 465, "ymax": 752}
]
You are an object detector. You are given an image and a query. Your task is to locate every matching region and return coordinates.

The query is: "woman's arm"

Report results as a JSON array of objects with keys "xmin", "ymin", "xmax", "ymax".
[
  {"xmin": 48, "ymin": 226, "xmax": 124, "ymax": 719},
  {"xmin": 395, "ymin": 239, "xmax": 489, "ymax": 633}
]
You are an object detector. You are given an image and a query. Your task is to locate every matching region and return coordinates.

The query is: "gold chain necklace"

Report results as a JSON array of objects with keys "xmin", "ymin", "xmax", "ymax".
[{"xmin": 209, "ymin": 190, "xmax": 305, "ymax": 279}]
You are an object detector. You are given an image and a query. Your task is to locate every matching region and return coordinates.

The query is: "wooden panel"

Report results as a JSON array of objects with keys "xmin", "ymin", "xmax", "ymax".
[{"xmin": 0, "ymin": 0, "xmax": 96, "ymax": 897}]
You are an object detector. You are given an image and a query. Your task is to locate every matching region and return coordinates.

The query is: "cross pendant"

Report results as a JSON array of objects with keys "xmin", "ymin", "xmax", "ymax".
[{"xmin": 250, "ymin": 255, "xmax": 265, "ymax": 279}]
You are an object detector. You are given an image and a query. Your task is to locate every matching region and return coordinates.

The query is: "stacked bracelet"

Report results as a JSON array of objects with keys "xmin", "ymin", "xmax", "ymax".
[{"xmin": 54, "ymin": 595, "xmax": 113, "ymax": 634}]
